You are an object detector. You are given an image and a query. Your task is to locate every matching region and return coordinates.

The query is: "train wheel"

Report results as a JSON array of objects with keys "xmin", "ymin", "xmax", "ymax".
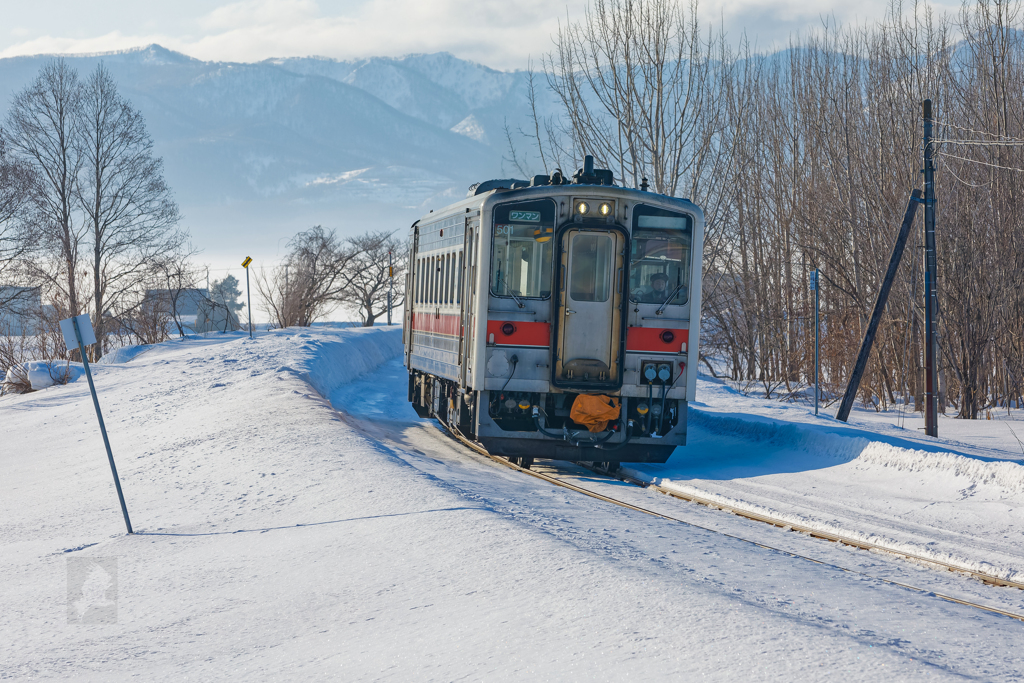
[
  {"xmin": 520, "ymin": 457, "xmax": 534, "ymax": 470},
  {"xmin": 508, "ymin": 456, "xmax": 521, "ymax": 466}
]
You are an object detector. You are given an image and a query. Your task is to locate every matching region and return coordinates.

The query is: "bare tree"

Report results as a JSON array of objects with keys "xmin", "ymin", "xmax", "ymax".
[
  {"xmin": 77, "ymin": 63, "xmax": 183, "ymax": 357},
  {"xmin": 0, "ymin": 132, "xmax": 39, "ymax": 308},
  {"xmin": 4, "ymin": 58, "xmax": 87, "ymax": 319},
  {"xmin": 341, "ymin": 231, "xmax": 407, "ymax": 326},
  {"xmin": 255, "ymin": 226, "xmax": 361, "ymax": 328}
]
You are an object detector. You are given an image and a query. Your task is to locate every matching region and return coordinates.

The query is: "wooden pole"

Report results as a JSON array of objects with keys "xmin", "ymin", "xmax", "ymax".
[{"xmin": 836, "ymin": 190, "xmax": 923, "ymax": 422}]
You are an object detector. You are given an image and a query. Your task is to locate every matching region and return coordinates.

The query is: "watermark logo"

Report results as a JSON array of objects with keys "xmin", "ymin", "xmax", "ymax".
[{"xmin": 67, "ymin": 557, "xmax": 117, "ymax": 624}]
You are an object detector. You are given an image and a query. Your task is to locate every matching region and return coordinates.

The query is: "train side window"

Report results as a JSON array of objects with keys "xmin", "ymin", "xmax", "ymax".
[
  {"xmin": 490, "ymin": 199, "xmax": 556, "ymax": 299},
  {"xmin": 450, "ymin": 252, "xmax": 457, "ymax": 304},
  {"xmin": 444, "ymin": 253, "xmax": 450, "ymax": 304},
  {"xmin": 417, "ymin": 259, "xmax": 423, "ymax": 304},
  {"xmin": 446, "ymin": 253, "xmax": 452, "ymax": 304},
  {"xmin": 457, "ymin": 251, "xmax": 463, "ymax": 304}
]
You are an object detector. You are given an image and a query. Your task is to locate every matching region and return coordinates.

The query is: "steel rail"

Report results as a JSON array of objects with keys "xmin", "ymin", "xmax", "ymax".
[{"xmin": 442, "ymin": 424, "xmax": 1024, "ymax": 624}]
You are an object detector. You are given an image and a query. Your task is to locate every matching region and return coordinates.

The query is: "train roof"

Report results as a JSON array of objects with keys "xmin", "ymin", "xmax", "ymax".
[{"xmin": 414, "ymin": 156, "xmax": 702, "ymax": 228}]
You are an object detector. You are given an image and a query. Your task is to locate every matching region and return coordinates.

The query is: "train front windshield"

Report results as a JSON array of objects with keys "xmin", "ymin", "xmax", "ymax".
[
  {"xmin": 628, "ymin": 206, "xmax": 693, "ymax": 305},
  {"xmin": 491, "ymin": 200, "xmax": 556, "ymax": 299}
]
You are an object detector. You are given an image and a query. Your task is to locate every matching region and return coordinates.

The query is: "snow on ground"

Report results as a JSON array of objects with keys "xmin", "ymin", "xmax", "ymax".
[
  {"xmin": 624, "ymin": 376, "xmax": 1024, "ymax": 585},
  {"xmin": 2, "ymin": 328, "xmax": 1023, "ymax": 680}
]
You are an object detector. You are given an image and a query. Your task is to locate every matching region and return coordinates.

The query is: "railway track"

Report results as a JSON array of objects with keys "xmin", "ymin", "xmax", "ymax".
[{"xmin": 442, "ymin": 423, "xmax": 1024, "ymax": 624}]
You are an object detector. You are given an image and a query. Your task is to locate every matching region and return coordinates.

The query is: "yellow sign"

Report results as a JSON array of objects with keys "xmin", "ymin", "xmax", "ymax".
[
  {"xmin": 242, "ymin": 256, "xmax": 252, "ymax": 268},
  {"xmin": 389, "ymin": 266, "xmax": 394, "ymax": 277}
]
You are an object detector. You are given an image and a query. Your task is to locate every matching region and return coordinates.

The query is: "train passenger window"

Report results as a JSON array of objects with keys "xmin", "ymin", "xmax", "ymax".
[
  {"xmin": 457, "ymin": 252, "xmax": 463, "ymax": 304},
  {"xmin": 443, "ymin": 254, "xmax": 449, "ymax": 304},
  {"xmin": 569, "ymin": 233, "xmax": 613, "ymax": 302},
  {"xmin": 491, "ymin": 199, "xmax": 556, "ymax": 299},
  {"xmin": 448, "ymin": 253, "xmax": 454, "ymax": 304},
  {"xmin": 628, "ymin": 206, "xmax": 693, "ymax": 306}
]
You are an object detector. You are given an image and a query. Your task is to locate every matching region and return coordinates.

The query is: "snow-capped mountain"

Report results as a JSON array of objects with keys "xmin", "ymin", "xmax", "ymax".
[{"xmin": 0, "ymin": 45, "xmax": 554, "ymax": 260}]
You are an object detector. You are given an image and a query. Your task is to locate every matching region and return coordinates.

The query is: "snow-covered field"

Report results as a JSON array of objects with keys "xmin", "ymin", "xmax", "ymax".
[{"xmin": 3, "ymin": 327, "xmax": 1023, "ymax": 680}]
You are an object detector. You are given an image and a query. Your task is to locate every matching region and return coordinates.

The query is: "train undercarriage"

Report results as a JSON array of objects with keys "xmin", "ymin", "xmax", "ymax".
[{"xmin": 408, "ymin": 370, "xmax": 684, "ymax": 467}]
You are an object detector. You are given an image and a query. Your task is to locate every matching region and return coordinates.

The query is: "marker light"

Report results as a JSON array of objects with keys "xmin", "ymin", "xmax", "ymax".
[
  {"xmin": 501, "ymin": 322, "xmax": 516, "ymax": 336},
  {"xmin": 576, "ymin": 201, "xmax": 590, "ymax": 215},
  {"xmin": 660, "ymin": 330, "xmax": 675, "ymax": 344},
  {"xmin": 599, "ymin": 202, "xmax": 612, "ymax": 216}
]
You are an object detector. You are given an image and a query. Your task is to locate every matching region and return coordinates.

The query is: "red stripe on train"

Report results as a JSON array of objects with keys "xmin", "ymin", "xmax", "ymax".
[
  {"xmin": 487, "ymin": 320, "xmax": 550, "ymax": 347},
  {"xmin": 626, "ymin": 326, "xmax": 689, "ymax": 353},
  {"xmin": 411, "ymin": 311, "xmax": 461, "ymax": 336}
]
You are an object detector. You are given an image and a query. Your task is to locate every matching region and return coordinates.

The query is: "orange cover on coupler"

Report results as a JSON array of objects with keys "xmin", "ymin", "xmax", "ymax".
[{"xmin": 569, "ymin": 394, "xmax": 621, "ymax": 433}]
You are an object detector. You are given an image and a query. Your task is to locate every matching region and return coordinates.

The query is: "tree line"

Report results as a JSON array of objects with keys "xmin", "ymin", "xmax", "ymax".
[
  {"xmin": 513, "ymin": 0, "xmax": 1024, "ymax": 419},
  {"xmin": 0, "ymin": 58, "xmax": 406, "ymax": 387}
]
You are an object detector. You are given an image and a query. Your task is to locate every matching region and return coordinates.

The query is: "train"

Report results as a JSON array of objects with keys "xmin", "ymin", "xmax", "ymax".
[{"xmin": 403, "ymin": 156, "xmax": 704, "ymax": 468}]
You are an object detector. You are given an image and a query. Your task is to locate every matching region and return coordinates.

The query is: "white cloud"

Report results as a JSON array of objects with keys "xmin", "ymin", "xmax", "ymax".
[{"xmin": 0, "ymin": 0, "xmax": 945, "ymax": 70}]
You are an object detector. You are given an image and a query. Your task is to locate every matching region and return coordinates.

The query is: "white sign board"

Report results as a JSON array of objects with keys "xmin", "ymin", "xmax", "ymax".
[{"xmin": 59, "ymin": 314, "xmax": 97, "ymax": 350}]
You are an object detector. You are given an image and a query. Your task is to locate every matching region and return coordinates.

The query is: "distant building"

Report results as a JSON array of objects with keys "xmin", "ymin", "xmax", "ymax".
[
  {"xmin": 0, "ymin": 286, "xmax": 42, "ymax": 336},
  {"xmin": 142, "ymin": 288, "xmax": 241, "ymax": 333},
  {"xmin": 143, "ymin": 288, "xmax": 209, "ymax": 317}
]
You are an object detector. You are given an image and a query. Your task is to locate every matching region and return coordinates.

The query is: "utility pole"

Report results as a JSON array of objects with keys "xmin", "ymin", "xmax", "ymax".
[
  {"xmin": 387, "ymin": 250, "xmax": 393, "ymax": 326},
  {"xmin": 923, "ymin": 99, "xmax": 939, "ymax": 437},
  {"xmin": 811, "ymin": 269, "xmax": 820, "ymax": 416}
]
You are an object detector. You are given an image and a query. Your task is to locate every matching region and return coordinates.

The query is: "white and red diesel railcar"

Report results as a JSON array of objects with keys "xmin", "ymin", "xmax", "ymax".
[{"xmin": 404, "ymin": 157, "xmax": 704, "ymax": 467}]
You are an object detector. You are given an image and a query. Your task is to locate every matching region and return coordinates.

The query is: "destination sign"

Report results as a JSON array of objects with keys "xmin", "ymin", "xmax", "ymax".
[{"xmin": 509, "ymin": 210, "xmax": 541, "ymax": 222}]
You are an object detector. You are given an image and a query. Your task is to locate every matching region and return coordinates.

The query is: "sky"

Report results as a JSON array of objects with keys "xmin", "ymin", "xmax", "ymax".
[{"xmin": 0, "ymin": 0, "xmax": 953, "ymax": 71}]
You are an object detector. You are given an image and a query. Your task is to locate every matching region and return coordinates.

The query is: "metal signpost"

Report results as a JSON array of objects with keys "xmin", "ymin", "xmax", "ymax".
[
  {"xmin": 59, "ymin": 314, "xmax": 133, "ymax": 534},
  {"xmin": 242, "ymin": 256, "xmax": 253, "ymax": 339},
  {"xmin": 387, "ymin": 250, "xmax": 393, "ymax": 326},
  {"xmin": 810, "ymin": 269, "xmax": 820, "ymax": 416}
]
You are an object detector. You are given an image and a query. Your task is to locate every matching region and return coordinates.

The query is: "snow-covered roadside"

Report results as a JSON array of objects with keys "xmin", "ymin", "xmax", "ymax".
[
  {"xmin": 625, "ymin": 376, "xmax": 1024, "ymax": 584},
  {"xmin": 2, "ymin": 328, "xmax": 1022, "ymax": 681}
]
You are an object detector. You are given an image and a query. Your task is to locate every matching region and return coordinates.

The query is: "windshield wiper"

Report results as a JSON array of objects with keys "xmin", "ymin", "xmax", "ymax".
[
  {"xmin": 498, "ymin": 276, "xmax": 526, "ymax": 308},
  {"xmin": 655, "ymin": 283, "xmax": 684, "ymax": 315}
]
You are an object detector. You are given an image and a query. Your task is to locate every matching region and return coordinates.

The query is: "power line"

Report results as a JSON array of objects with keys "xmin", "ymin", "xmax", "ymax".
[
  {"xmin": 934, "ymin": 119, "xmax": 1024, "ymax": 141},
  {"xmin": 935, "ymin": 150, "xmax": 1024, "ymax": 173},
  {"xmin": 937, "ymin": 155, "xmax": 993, "ymax": 188},
  {"xmin": 934, "ymin": 139, "xmax": 1024, "ymax": 146}
]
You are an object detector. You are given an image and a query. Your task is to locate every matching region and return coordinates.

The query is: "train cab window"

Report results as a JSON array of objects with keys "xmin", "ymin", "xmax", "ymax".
[
  {"xmin": 491, "ymin": 199, "xmax": 556, "ymax": 299},
  {"xmin": 628, "ymin": 206, "xmax": 693, "ymax": 306}
]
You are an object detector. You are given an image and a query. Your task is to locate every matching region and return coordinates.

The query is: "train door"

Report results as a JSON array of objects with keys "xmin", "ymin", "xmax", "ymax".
[
  {"xmin": 404, "ymin": 223, "xmax": 419, "ymax": 368},
  {"xmin": 459, "ymin": 215, "xmax": 479, "ymax": 387},
  {"xmin": 554, "ymin": 228, "xmax": 625, "ymax": 386}
]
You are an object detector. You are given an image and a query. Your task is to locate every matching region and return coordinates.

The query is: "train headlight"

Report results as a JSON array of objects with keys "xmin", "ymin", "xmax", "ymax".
[
  {"xmin": 599, "ymin": 202, "xmax": 612, "ymax": 216},
  {"xmin": 576, "ymin": 201, "xmax": 590, "ymax": 215},
  {"xmin": 636, "ymin": 402, "xmax": 649, "ymax": 415}
]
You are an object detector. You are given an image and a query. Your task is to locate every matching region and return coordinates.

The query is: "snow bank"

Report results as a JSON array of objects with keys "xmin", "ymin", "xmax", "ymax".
[
  {"xmin": 277, "ymin": 326, "xmax": 404, "ymax": 399},
  {"xmin": 96, "ymin": 344, "xmax": 152, "ymax": 364},
  {"xmin": 3, "ymin": 360, "xmax": 85, "ymax": 391},
  {"xmin": 687, "ymin": 408, "xmax": 1024, "ymax": 494}
]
